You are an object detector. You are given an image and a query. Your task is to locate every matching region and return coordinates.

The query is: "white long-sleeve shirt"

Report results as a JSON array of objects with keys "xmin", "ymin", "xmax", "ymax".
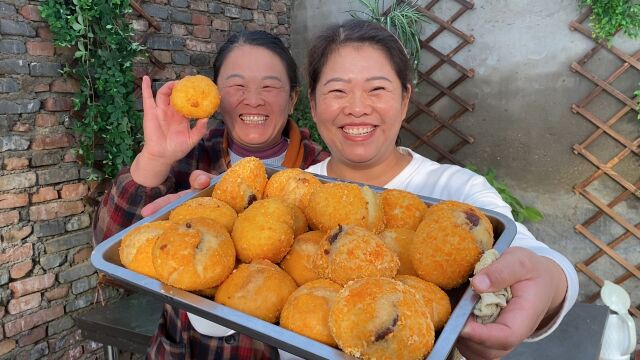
[{"xmin": 305, "ymin": 147, "xmax": 579, "ymax": 342}]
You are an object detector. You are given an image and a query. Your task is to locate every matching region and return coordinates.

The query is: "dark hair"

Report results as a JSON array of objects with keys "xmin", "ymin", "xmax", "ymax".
[
  {"xmin": 213, "ymin": 31, "xmax": 299, "ymax": 92},
  {"xmin": 306, "ymin": 19, "xmax": 412, "ymax": 97}
]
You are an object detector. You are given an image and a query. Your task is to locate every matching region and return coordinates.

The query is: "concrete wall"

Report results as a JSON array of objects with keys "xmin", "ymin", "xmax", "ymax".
[{"xmin": 291, "ymin": 0, "xmax": 640, "ymax": 307}]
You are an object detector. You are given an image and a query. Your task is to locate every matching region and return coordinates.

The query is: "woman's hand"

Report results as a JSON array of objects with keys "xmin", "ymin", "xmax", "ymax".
[
  {"xmin": 457, "ymin": 247, "xmax": 567, "ymax": 360},
  {"xmin": 131, "ymin": 76, "xmax": 210, "ymax": 187},
  {"xmin": 140, "ymin": 170, "xmax": 214, "ymax": 217}
]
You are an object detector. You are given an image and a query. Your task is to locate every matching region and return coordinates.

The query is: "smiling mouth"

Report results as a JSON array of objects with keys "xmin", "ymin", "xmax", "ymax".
[
  {"xmin": 240, "ymin": 114, "xmax": 267, "ymax": 124},
  {"xmin": 341, "ymin": 125, "xmax": 376, "ymax": 136}
]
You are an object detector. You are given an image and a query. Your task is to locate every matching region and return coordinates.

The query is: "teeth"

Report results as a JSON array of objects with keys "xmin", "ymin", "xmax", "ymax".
[
  {"xmin": 241, "ymin": 115, "xmax": 267, "ymax": 124},
  {"xmin": 342, "ymin": 126, "xmax": 375, "ymax": 136}
]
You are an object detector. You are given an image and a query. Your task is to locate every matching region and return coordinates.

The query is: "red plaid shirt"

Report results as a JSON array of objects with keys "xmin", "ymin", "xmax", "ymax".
[{"xmin": 92, "ymin": 120, "xmax": 328, "ymax": 360}]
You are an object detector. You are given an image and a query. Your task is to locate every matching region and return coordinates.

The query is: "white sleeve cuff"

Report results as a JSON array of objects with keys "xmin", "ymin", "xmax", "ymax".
[{"xmin": 522, "ymin": 246, "xmax": 579, "ymax": 342}]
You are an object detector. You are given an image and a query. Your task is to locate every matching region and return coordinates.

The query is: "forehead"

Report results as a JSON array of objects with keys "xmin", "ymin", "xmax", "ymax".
[
  {"xmin": 219, "ymin": 44, "xmax": 289, "ymax": 80},
  {"xmin": 320, "ymin": 44, "xmax": 398, "ymax": 81}
]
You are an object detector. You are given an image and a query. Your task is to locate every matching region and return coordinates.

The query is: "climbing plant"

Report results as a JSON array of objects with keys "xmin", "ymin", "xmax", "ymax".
[
  {"xmin": 40, "ymin": 0, "xmax": 144, "ymax": 180},
  {"xmin": 579, "ymin": 0, "xmax": 640, "ymax": 121}
]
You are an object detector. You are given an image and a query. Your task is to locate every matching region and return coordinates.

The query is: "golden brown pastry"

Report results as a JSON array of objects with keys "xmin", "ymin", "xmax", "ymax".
[
  {"xmin": 379, "ymin": 228, "xmax": 417, "ymax": 276},
  {"xmin": 279, "ymin": 231, "xmax": 325, "ymax": 286},
  {"xmin": 213, "ymin": 157, "xmax": 268, "ymax": 213},
  {"xmin": 264, "ymin": 168, "xmax": 322, "ymax": 210},
  {"xmin": 215, "ymin": 260, "xmax": 297, "ymax": 323},
  {"xmin": 170, "ymin": 75, "xmax": 221, "ymax": 119},
  {"xmin": 329, "ymin": 277, "xmax": 434, "ymax": 360},
  {"xmin": 305, "ymin": 183, "xmax": 384, "ymax": 233},
  {"xmin": 380, "ymin": 189, "xmax": 428, "ymax": 231},
  {"xmin": 152, "ymin": 218, "xmax": 235, "ymax": 290},
  {"xmin": 169, "ymin": 197, "xmax": 237, "ymax": 233},
  {"xmin": 314, "ymin": 225, "xmax": 399, "ymax": 285},
  {"xmin": 119, "ymin": 220, "xmax": 172, "ymax": 279},
  {"xmin": 280, "ymin": 279, "xmax": 342, "ymax": 347},
  {"xmin": 396, "ymin": 275, "xmax": 451, "ymax": 331},
  {"xmin": 411, "ymin": 200, "xmax": 493, "ymax": 289},
  {"xmin": 291, "ymin": 205, "xmax": 308, "ymax": 237},
  {"xmin": 231, "ymin": 198, "xmax": 295, "ymax": 263}
]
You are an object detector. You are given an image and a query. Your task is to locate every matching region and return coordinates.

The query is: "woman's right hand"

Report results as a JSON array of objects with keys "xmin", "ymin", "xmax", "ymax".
[
  {"xmin": 140, "ymin": 170, "xmax": 214, "ymax": 217},
  {"xmin": 131, "ymin": 76, "xmax": 210, "ymax": 187}
]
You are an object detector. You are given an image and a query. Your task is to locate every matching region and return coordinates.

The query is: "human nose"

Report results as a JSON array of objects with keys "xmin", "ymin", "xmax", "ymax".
[
  {"xmin": 242, "ymin": 86, "xmax": 264, "ymax": 107},
  {"xmin": 344, "ymin": 91, "xmax": 372, "ymax": 117}
]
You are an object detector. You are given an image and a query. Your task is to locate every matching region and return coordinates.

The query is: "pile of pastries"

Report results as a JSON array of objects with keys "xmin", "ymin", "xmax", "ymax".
[{"xmin": 118, "ymin": 157, "xmax": 495, "ymax": 360}]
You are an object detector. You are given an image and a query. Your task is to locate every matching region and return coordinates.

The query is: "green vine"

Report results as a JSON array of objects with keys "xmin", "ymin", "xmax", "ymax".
[
  {"xmin": 40, "ymin": 0, "xmax": 144, "ymax": 180},
  {"xmin": 466, "ymin": 165, "xmax": 544, "ymax": 223},
  {"xmin": 291, "ymin": 85, "xmax": 327, "ymax": 151},
  {"xmin": 579, "ymin": 0, "xmax": 640, "ymax": 122}
]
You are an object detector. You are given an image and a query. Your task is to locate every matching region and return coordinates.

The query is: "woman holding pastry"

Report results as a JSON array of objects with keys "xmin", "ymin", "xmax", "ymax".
[
  {"xmin": 300, "ymin": 19, "xmax": 579, "ymax": 360},
  {"xmin": 93, "ymin": 31, "xmax": 327, "ymax": 359}
]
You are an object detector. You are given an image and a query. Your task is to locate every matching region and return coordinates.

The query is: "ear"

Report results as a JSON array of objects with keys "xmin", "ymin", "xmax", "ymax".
[
  {"xmin": 400, "ymin": 84, "xmax": 412, "ymax": 120},
  {"xmin": 288, "ymin": 88, "xmax": 300, "ymax": 115},
  {"xmin": 308, "ymin": 89, "xmax": 318, "ymax": 123}
]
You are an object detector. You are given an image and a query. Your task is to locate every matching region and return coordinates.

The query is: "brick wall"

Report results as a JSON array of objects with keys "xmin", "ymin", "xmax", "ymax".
[{"xmin": 0, "ymin": 0, "xmax": 292, "ymax": 359}]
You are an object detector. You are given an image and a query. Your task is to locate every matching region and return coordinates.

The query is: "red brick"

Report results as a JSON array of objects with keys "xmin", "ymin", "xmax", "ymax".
[
  {"xmin": 26, "ymin": 41, "xmax": 54, "ymax": 56},
  {"xmin": 0, "ymin": 340, "xmax": 16, "ymax": 356},
  {"xmin": 185, "ymin": 39, "xmax": 215, "ymax": 52},
  {"xmin": 60, "ymin": 183, "xmax": 87, "ymax": 200},
  {"xmin": 68, "ymin": 345, "xmax": 83, "ymax": 360},
  {"xmin": 12, "ymin": 122, "xmax": 30, "ymax": 132},
  {"xmin": 3, "ymin": 157, "xmax": 29, "ymax": 171},
  {"xmin": 35, "ymin": 114, "xmax": 58, "ymax": 127},
  {"xmin": 56, "ymin": 46, "xmax": 76, "ymax": 57},
  {"xmin": 34, "ymin": 83, "xmax": 50, "ymax": 92},
  {"xmin": 192, "ymin": 13, "xmax": 209, "ymax": 25},
  {"xmin": 42, "ymin": 97, "xmax": 73, "ymax": 112},
  {"xmin": 2, "ymin": 226, "xmax": 32, "ymax": 243},
  {"xmin": 211, "ymin": 19, "xmax": 229, "ymax": 31},
  {"xmin": 245, "ymin": 22, "xmax": 261, "ymax": 31},
  {"xmin": 0, "ymin": 243, "xmax": 33, "ymax": 264},
  {"xmin": 44, "ymin": 285, "xmax": 69, "ymax": 301},
  {"xmin": 37, "ymin": 26, "xmax": 53, "ymax": 40},
  {"xmin": 31, "ymin": 133, "xmax": 75, "ymax": 150},
  {"xmin": 275, "ymin": 25, "xmax": 288, "ymax": 35},
  {"xmin": 190, "ymin": 0, "xmax": 207, "ymax": 11},
  {"xmin": 9, "ymin": 273, "xmax": 55, "ymax": 298},
  {"xmin": 29, "ymin": 200, "xmax": 84, "ymax": 221},
  {"xmin": 18, "ymin": 325, "xmax": 46, "ymax": 346},
  {"xmin": 19, "ymin": 5, "xmax": 41, "ymax": 21},
  {"xmin": 50, "ymin": 78, "xmax": 80, "ymax": 93},
  {"xmin": 32, "ymin": 187, "xmax": 58, "ymax": 203},
  {"xmin": 0, "ymin": 193, "xmax": 29, "ymax": 209},
  {"xmin": 192, "ymin": 25, "xmax": 210, "ymax": 39},
  {"xmin": 273, "ymin": 1, "xmax": 286, "ymax": 13},
  {"xmin": 150, "ymin": 67, "xmax": 177, "ymax": 80},
  {"xmin": 7, "ymin": 293, "xmax": 40, "ymax": 314},
  {"xmin": 0, "ymin": 210, "xmax": 19, "ymax": 227},
  {"xmin": 73, "ymin": 247, "xmax": 92, "ymax": 264},
  {"xmin": 10, "ymin": 260, "xmax": 33, "ymax": 279},
  {"xmin": 63, "ymin": 150, "xmax": 79, "ymax": 163},
  {"xmin": 3, "ymin": 305, "xmax": 63, "ymax": 337}
]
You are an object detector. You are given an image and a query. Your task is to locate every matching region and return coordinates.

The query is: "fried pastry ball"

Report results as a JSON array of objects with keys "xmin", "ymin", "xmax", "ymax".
[
  {"xmin": 379, "ymin": 228, "xmax": 417, "ymax": 276},
  {"xmin": 411, "ymin": 201, "xmax": 493, "ymax": 289},
  {"xmin": 395, "ymin": 275, "xmax": 451, "ymax": 331},
  {"xmin": 431, "ymin": 200, "xmax": 494, "ymax": 251},
  {"xmin": 264, "ymin": 168, "xmax": 322, "ymax": 210},
  {"xmin": 232, "ymin": 198, "xmax": 295, "ymax": 263},
  {"xmin": 291, "ymin": 205, "xmax": 308, "ymax": 237},
  {"xmin": 280, "ymin": 231, "xmax": 325, "ymax": 286},
  {"xmin": 213, "ymin": 157, "xmax": 268, "ymax": 213},
  {"xmin": 119, "ymin": 220, "xmax": 172, "ymax": 279},
  {"xmin": 280, "ymin": 279, "xmax": 342, "ymax": 347},
  {"xmin": 170, "ymin": 75, "xmax": 221, "ymax": 119},
  {"xmin": 329, "ymin": 277, "xmax": 434, "ymax": 360},
  {"xmin": 380, "ymin": 189, "xmax": 428, "ymax": 231},
  {"xmin": 215, "ymin": 260, "xmax": 297, "ymax": 323},
  {"xmin": 152, "ymin": 218, "xmax": 235, "ymax": 290},
  {"xmin": 314, "ymin": 225, "xmax": 399, "ymax": 285},
  {"xmin": 305, "ymin": 183, "xmax": 384, "ymax": 233},
  {"xmin": 169, "ymin": 197, "xmax": 237, "ymax": 232}
]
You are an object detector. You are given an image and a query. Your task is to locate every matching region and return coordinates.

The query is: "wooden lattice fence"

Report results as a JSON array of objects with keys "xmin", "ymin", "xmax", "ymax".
[{"xmin": 569, "ymin": 9, "xmax": 640, "ymax": 318}]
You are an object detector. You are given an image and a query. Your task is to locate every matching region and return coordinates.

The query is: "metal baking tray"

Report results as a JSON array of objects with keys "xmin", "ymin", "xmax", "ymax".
[{"xmin": 91, "ymin": 165, "xmax": 517, "ymax": 360}]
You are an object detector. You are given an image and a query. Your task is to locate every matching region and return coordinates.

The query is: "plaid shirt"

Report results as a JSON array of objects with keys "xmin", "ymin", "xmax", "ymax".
[{"xmin": 92, "ymin": 120, "xmax": 328, "ymax": 360}]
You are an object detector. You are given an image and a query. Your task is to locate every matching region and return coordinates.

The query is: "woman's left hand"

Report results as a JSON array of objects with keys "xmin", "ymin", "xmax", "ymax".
[{"xmin": 456, "ymin": 247, "xmax": 567, "ymax": 360}]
